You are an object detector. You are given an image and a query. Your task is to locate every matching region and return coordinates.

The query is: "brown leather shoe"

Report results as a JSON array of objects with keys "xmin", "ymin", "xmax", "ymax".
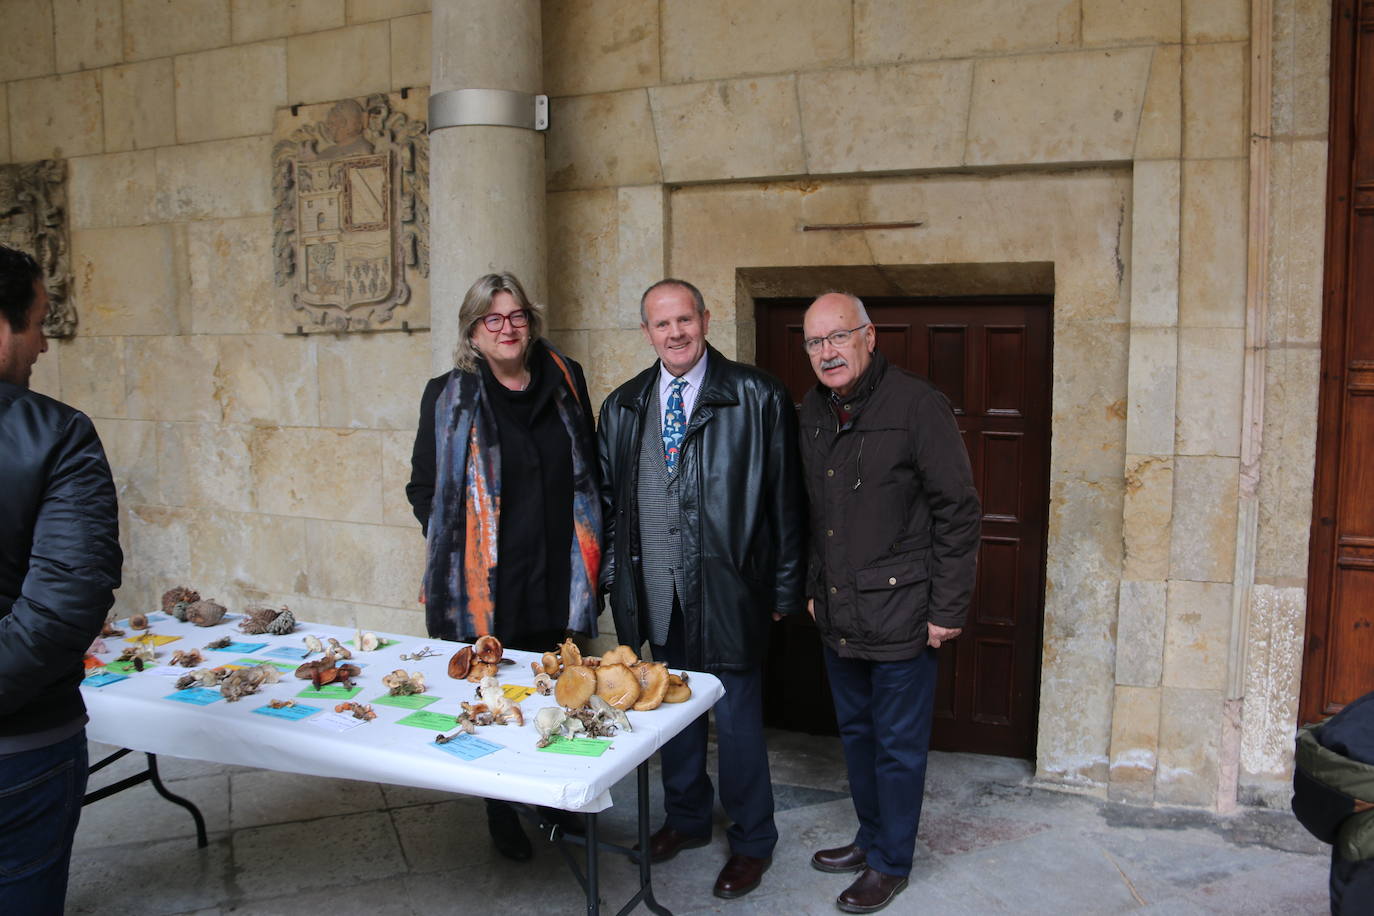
[
  {"xmin": 812, "ymin": 842, "xmax": 868, "ymax": 873},
  {"xmin": 712, "ymin": 853, "xmax": 771, "ymax": 899},
  {"xmin": 837, "ymin": 867, "xmax": 909, "ymax": 914},
  {"xmin": 640, "ymin": 825, "xmax": 710, "ymax": 864}
]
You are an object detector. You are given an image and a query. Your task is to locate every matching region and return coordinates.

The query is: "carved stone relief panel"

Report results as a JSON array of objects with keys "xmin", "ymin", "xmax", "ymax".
[
  {"xmin": 0, "ymin": 159, "xmax": 75, "ymax": 338},
  {"xmin": 272, "ymin": 92, "xmax": 429, "ymax": 332}
]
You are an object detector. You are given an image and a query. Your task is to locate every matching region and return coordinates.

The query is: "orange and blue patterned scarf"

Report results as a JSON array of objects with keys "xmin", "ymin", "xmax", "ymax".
[{"xmin": 422, "ymin": 343, "xmax": 602, "ymax": 642}]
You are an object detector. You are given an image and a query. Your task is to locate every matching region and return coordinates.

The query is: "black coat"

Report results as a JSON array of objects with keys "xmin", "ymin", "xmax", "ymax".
[
  {"xmin": 0, "ymin": 383, "xmax": 122, "ymax": 738},
  {"xmin": 597, "ymin": 344, "xmax": 805, "ymax": 672},
  {"xmin": 800, "ymin": 351, "xmax": 981, "ymax": 661}
]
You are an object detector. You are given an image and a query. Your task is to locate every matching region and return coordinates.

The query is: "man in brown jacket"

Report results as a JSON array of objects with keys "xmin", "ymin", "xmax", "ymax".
[{"xmin": 798, "ymin": 292, "xmax": 981, "ymax": 914}]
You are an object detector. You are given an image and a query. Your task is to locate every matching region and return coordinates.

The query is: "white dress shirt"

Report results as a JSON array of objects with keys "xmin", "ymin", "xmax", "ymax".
[{"xmin": 658, "ymin": 350, "xmax": 709, "ymax": 432}]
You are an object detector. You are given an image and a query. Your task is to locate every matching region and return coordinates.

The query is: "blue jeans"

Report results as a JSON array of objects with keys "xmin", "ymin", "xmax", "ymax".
[
  {"xmin": 823, "ymin": 646, "xmax": 938, "ymax": 877},
  {"xmin": 0, "ymin": 730, "xmax": 89, "ymax": 915}
]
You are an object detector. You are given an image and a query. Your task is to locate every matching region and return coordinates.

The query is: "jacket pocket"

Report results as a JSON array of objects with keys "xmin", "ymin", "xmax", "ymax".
[{"xmin": 854, "ymin": 554, "xmax": 930, "ymax": 645}]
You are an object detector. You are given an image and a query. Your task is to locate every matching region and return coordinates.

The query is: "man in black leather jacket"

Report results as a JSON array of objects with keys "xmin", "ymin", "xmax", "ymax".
[
  {"xmin": 598, "ymin": 279, "xmax": 804, "ymax": 901},
  {"xmin": 0, "ymin": 246, "xmax": 122, "ymax": 913}
]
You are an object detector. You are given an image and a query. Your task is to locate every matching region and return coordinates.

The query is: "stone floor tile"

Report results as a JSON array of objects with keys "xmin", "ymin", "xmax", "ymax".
[
  {"xmin": 231, "ymin": 810, "xmax": 407, "ymax": 899},
  {"xmin": 66, "ymin": 836, "xmax": 233, "ymax": 916},
  {"xmin": 222, "ymin": 876, "xmax": 416, "ymax": 914},
  {"xmin": 76, "ymin": 772, "xmax": 229, "ymax": 850},
  {"xmin": 228, "ymin": 769, "xmax": 387, "ymax": 829},
  {"xmin": 378, "ymin": 781, "xmax": 460, "ymax": 810}
]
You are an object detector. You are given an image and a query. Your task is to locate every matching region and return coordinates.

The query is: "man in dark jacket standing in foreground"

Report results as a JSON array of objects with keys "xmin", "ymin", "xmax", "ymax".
[
  {"xmin": 599, "ymin": 278, "xmax": 804, "ymax": 900},
  {"xmin": 800, "ymin": 292, "xmax": 981, "ymax": 913},
  {"xmin": 0, "ymin": 246, "xmax": 122, "ymax": 912}
]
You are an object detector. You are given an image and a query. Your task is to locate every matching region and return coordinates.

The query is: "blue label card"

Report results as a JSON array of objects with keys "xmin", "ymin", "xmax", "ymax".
[
  {"xmin": 253, "ymin": 703, "xmax": 322, "ymax": 721},
  {"xmin": 83, "ymin": 672, "xmax": 129, "ymax": 688},
  {"xmin": 264, "ymin": 645, "xmax": 310, "ymax": 660},
  {"xmin": 207, "ymin": 641, "xmax": 268, "ymax": 654},
  {"xmin": 165, "ymin": 687, "xmax": 223, "ymax": 705},
  {"xmin": 433, "ymin": 734, "xmax": 504, "ymax": 761}
]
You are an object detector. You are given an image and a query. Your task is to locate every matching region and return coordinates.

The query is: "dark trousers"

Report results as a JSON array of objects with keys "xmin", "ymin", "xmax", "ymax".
[
  {"xmin": 652, "ymin": 606, "xmax": 778, "ymax": 858},
  {"xmin": 824, "ymin": 645, "xmax": 938, "ymax": 877},
  {"xmin": 0, "ymin": 729, "xmax": 89, "ymax": 915}
]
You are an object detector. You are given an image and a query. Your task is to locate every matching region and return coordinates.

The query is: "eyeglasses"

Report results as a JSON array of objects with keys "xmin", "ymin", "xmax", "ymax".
[
  {"xmin": 803, "ymin": 323, "xmax": 870, "ymax": 354},
  {"xmin": 480, "ymin": 309, "xmax": 530, "ymax": 332}
]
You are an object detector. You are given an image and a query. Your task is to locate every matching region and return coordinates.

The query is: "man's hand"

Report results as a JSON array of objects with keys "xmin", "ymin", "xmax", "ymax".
[
  {"xmin": 807, "ymin": 599, "xmax": 815, "ymax": 620},
  {"xmin": 928, "ymin": 624, "xmax": 961, "ymax": 648}
]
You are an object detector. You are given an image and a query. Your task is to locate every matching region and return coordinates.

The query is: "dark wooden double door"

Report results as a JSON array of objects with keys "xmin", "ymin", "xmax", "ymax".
[
  {"xmin": 756, "ymin": 296, "xmax": 1051, "ymax": 759},
  {"xmin": 1302, "ymin": 0, "xmax": 1374, "ymax": 723}
]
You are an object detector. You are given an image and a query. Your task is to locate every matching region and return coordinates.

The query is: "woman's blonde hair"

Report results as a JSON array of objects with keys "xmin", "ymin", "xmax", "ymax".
[{"xmin": 452, "ymin": 272, "xmax": 546, "ymax": 373}]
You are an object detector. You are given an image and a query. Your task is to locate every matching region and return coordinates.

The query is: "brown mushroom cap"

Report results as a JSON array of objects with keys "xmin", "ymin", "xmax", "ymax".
[
  {"xmin": 601, "ymin": 645, "xmax": 639, "ymax": 667},
  {"xmin": 467, "ymin": 661, "xmax": 500, "ymax": 682},
  {"xmin": 540, "ymin": 652, "xmax": 561, "ymax": 675},
  {"xmin": 663, "ymin": 673, "xmax": 692, "ymax": 703},
  {"xmin": 595, "ymin": 663, "xmax": 641, "ymax": 710},
  {"xmin": 555, "ymin": 665, "xmax": 597, "ymax": 709},
  {"xmin": 632, "ymin": 662, "xmax": 669, "ymax": 711},
  {"xmin": 447, "ymin": 646, "xmax": 474, "ymax": 680},
  {"xmin": 129, "ymin": 614, "xmax": 149, "ymax": 630},
  {"xmin": 558, "ymin": 637, "xmax": 583, "ymax": 669},
  {"xmin": 473, "ymin": 635, "xmax": 503, "ymax": 665}
]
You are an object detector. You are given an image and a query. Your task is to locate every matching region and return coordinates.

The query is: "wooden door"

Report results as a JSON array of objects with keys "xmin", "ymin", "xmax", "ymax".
[
  {"xmin": 1302, "ymin": 0, "xmax": 1374, "ymax": 723},
  {"xmin": 756, "ymin": 295, "xmax": 1051, "ymax": 759}
]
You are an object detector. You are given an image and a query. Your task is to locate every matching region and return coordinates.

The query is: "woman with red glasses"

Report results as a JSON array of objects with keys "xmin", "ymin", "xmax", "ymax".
[{"xmin": 406, "ymin": 272, "xmax": 602, "ymax": 859}]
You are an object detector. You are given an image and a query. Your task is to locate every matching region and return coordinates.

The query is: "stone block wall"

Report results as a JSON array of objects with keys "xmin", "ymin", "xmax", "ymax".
[{"xmin": 3, "ymin": 0, "xmax": 436, "ymax": 636}]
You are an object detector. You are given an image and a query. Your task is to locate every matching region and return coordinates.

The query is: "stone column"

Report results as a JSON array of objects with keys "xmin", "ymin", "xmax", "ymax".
[{"xmin": 429, "ymin": 0, "xmax": 546, "ymax": 375}]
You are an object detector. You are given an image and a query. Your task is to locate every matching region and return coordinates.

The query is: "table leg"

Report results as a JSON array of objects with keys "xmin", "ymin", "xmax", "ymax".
[
  {"xmin": 635, "ymin": 761, "xmax": 670, "ymax": 916},
  {"xmin": 586, "ymin": 811, "xmax": 599, "ymax": 916},
  {"xmin": 82, "ymin": 750, "xmax": 209, "ymax": 848}
]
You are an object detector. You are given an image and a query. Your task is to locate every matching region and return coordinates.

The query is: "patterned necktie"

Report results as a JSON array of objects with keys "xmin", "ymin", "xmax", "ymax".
[{"xmin": 662, "ymin": 377, "xmax": 688, "ymax": 473}]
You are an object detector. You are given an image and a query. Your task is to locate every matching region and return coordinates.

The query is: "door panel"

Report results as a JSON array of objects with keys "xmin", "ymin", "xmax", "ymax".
[
  {"xmin": 1303, "ymin": 0, "xmax": 1374, "ymax": 722},
  {"xmin": 757, "ymin": 295, "xmax": 1051, "ymax": 759}
]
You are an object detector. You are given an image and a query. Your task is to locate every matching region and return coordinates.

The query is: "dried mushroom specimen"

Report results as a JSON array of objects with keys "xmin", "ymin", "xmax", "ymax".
[
  {"xmin": 558, "ymin": 638, "xmax": 582, "ymax": 670},
  {"xmin": 185, "ymin": 600, "xmax": 227, "ymax": 628},
  {"xmin": 169, "ymin": 649, "xmax": 205, "ymax": 668},
  {"xmin": 664, "ymin": 672, "xmax": 692, "ymax": 704},
  {"xmin": 382, "ymin": 668, "xmax": 426, "ymax": 697},
  {"xmin": 265, "ymin": 607, "xmax": 296, "ymax": 635},
  {"xmin": 335, "ymin": 702, "xmax": 376, "ymax": 721},
  {"xmin": 447, "ymin": 646, "xmax": 473, "ymax": 680},
  {"xmin": 554, "ymin": 665, "xmax": 596, "ymax": 709},
  {"xmin": 594, "ymin": 663, "xmax": 640, "ymax": 711},
  {"xmin": 632, "ymin": 663, "xmax": 669, "ymax": 711},
  {"xmin": 238, "ymin": 605, "xmax": 283, "ymax": 635},
  {"xmin": 161, "ymin": 586, "xmax": 201, "ymax": 620},
  {"xmin": 601, "ymin": 645, "xmax": 638, "ymax": 667}
]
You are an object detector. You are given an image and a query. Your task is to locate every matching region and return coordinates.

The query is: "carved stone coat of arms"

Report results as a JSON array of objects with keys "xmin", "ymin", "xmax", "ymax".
[
  {"xmin": 272, "ymin": 93, "xmax": 429, "ymax": 332},
  {"xmin": 0, "ymin": 159, "xmax": 75, "ymax": 338}
]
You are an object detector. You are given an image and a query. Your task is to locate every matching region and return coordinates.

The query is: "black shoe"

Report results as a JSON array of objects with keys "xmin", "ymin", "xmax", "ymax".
[
  {"xmin": 486, "ymin": 799, "xmax": 532, "ymax": 861},
  {"xmin": 538, "ymin": 805, "xmax": 586, "ymax": 837}
]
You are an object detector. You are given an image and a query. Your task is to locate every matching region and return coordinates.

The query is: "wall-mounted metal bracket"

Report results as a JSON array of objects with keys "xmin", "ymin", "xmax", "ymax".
[{"xmin": 428, "ymin": 89, "xmax": 549, "ymax": 133}]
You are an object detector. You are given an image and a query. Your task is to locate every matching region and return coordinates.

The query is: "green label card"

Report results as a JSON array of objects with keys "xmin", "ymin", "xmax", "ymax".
[
  {"xmin": 106, "ymin": 660, "xmax": 156, "ymax": 675},
  {"xmin": 536, "ymin": 736, "xmax": 613, "ymax": 757},
  {"xmin": 395, "ymin": 710, "xmax": 459, "ymax": 731},
  {"xmin": 297, "ymin": 683, "xmax": 362, "ymax": 700},
  {"xmin": 371, "ymin": 693, "xmax": 439, "ymax": 710}
]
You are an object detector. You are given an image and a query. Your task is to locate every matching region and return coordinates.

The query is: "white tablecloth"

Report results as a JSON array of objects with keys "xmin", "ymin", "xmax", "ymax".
[{"xmin": 80, "ymin": 612, "xmax": 722, "ymax": 813}]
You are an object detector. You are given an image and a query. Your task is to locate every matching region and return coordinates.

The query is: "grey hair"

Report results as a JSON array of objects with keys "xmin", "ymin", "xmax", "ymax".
[
  {"xmin": 452, "ymin": 272, "xmax": 546, "ymax": 373},
  {"xmin": 815, "ymin": 289, "xmax": 871, "ymax": 325},
  {"xmin": 639, "ymin": 278, "xmax": 706, "ymax": 324}
]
